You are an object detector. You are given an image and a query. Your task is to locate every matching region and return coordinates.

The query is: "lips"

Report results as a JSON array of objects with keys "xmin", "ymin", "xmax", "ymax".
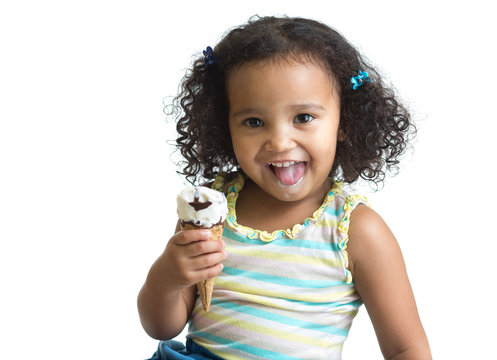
[{"xmin": 267, "ymin": 161, "xmax": 306, "ymax": 187}]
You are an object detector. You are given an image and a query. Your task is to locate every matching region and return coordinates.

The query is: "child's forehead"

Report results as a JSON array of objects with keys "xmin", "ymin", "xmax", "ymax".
[
  {"xmin": 233, "ymin": 54, "xmax": 326, "ymax": 72},
  {"xmin": 226, "ymin": 57, "xmax": 340, "ymax": 109},
  {"xmin": 227, "ymin": 56, "xmax": 339, "ymax": 91}
]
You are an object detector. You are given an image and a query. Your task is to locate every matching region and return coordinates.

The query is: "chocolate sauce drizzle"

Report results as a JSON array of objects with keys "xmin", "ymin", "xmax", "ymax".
[
  {"xmin": 188, "ymin": 187, "xmax": 212, "ymax": 211},
  {"xmin": 179, "ymin": 216, "xmax": 224, "ymax": 228}
]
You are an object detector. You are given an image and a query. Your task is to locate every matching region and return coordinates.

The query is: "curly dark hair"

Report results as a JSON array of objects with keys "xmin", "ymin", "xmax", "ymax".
[{"xmin": 171, "ymin": 15, "xmax": 415, "ymax": 187}]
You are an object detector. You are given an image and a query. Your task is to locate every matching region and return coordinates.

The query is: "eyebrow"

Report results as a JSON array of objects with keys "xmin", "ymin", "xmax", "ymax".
[
  {"xmin": 231, "ymin": 108, "xmax": 260, "ymax": 119},
  {"xmin": 291, "ymin": 103, "xmax": 326, "ymax": 112},
  {"xmin": 231, "ymin": 103, "xmax": 326, "ymax": 119}
]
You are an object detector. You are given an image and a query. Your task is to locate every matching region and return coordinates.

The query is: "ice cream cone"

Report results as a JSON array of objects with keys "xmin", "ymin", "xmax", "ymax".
[
  {"xmin": 177, "ymin": 186, "xmax": 227, "ymax": 312},
  {"xmin": 180, "ymin": 222, "xmax": 224, "ymax": 312}
]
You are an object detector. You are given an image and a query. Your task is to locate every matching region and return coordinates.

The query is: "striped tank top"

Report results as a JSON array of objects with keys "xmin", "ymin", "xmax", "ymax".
[{"xmin": 187, "ymin": 172, "xmax": 369, "ymax": 360}]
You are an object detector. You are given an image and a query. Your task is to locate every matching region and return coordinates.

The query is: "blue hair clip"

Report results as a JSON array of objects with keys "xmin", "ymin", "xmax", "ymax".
[
  {"xmin": 203, "ymin": 46, "xmax": 216, "ymax": 67},
  {"xmin": 351, "ymin": 70, "xmax": 371, "ymax": 90}
]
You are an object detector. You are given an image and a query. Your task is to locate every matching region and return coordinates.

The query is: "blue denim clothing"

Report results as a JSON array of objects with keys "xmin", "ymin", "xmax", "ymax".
[{"xmin": 147, "ymin": 339, "xmax": 224, "ymax": 360}]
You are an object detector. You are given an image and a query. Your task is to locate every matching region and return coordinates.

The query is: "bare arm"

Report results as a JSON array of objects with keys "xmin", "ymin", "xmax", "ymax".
[
  {"xmin": 137, "ymin": 222, "xmax": 226, "ymax": 340},
  {"xmin": 348, "ymin": 205, "xmax": 431, "ymax": 360}
]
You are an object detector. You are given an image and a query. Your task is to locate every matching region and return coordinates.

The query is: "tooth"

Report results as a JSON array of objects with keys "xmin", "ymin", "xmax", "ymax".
[{"xmin": 269, "ymin": 161, "xmax": 300, "ymax": 167}]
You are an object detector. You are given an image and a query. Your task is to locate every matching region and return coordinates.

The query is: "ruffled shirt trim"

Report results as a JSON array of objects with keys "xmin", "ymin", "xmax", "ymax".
[
  {"xmin": 212, "ymin": 172, "xmax": 353, "ymax": 242},
  {"xmin": 337, "ymin": 193, "xmax": 370, "ymax": 283}
]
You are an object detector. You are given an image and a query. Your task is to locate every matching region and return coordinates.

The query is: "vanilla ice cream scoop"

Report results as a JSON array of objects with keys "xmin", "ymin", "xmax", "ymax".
[{"xmin": 177, "ymin": 186, "xmax": 228, "ymax": 228}]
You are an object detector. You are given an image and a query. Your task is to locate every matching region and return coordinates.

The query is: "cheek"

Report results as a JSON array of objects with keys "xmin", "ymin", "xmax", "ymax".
[
  {"xmin": 230, "ymin": 131, "xmax": 242, "ymax": 155},
  {"xmin": 228, "ymin": 126, "xmax": 240, "ymax": 152},
  {"xmin": 309, "ymin": 131, "xmax": 338, "ymax": 169},
  {"xmin": 314, "ymin": 144, "xmax": 336, "ymax": 166},
  {"xmin": 230, "ymin": 131, "xmax": 251, "ymax": 164}
]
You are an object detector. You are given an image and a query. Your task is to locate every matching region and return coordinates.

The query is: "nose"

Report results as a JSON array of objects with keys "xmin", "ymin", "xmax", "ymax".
[{"xmin": 263, "ymin": 123, "xmax": 297, "ymax": 153}]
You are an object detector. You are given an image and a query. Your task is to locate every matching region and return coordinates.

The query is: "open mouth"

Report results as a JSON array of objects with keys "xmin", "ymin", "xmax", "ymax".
[{"xmin": 267, "ymin": 161, "xmax": 306, "ymax": 187}]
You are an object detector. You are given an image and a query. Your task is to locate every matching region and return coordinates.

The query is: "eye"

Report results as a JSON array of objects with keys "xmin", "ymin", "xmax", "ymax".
[
  {"xmin": 294, "ymin": 114, "xmax": 314, "ymax": 124},
  {"xmin": 244, "ymin": 118, "xmax": 264, "ymax": 128}
]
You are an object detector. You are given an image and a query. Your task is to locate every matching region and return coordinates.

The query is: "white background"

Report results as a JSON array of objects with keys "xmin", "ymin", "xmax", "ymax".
[{"xmin": 1, "ymin": 0, "xmax": 496, "ymax": 358}]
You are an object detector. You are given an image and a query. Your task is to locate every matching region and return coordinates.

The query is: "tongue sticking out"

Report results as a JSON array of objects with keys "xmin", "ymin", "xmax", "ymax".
[{"xmin": 273, "ymin": 162, "xmax": 306, "ymax": 186}]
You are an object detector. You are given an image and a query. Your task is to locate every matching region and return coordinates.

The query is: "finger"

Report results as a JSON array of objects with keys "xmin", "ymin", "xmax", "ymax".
[
  {"xmin": 186, "ymin": 239, "xmax": 225, "ymax": 258},
  {"xmin": 195, "ymin": 262, "xmax": 225, "ymax": 281},
  {"xmin": 191, "ymin": 250, "xmax": 227, "ymax": 272},
  {"xmin": 172, "ymin": 229, "xmax": 212, "ymax": 246}
]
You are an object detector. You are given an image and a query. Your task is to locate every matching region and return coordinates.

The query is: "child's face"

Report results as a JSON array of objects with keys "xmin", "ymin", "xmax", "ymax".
[{"xmin": 227, "ymin": 59, "xmax": 341, "ymax": 203}]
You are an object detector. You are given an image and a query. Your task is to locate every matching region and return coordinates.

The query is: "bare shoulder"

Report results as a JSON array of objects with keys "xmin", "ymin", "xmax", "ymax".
[
  {"xmin": 348, "ymin": 204, "xmax": 392, "ymax": 238},
  {"xmin": 346, "ymin": 205, "xmax": 432, "ymax": 358},
  {"xmin": 347, "ymin": 205, "xmax": 406, "ymax": 299},
  {"xmin": 347, "ymin": 205, "xmax": 398, "ymax": 275}
]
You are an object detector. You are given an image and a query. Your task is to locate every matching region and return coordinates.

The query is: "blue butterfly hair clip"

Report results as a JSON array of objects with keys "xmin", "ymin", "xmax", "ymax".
[
  {"xmin": 351, "ymin": 70, "xmax": 371, "ymax": 90},
  {"xmin": 203, "ymin": 46, "xmax": 216, "ymax": 67}
]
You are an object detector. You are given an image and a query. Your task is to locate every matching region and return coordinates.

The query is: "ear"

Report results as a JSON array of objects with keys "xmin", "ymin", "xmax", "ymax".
[{"xmin": 338, "ymin": 127, "xmax": 347, "ymax": 142}]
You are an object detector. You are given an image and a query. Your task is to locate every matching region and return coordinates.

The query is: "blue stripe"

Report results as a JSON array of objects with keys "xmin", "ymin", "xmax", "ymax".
[
  {"xmin": 284, "ymin": 298, "xmax": 363, "ymax": 308},
  {"xmin": 324, "ymin": 205, "xmax": 344, "ymax": 217},
  {"xmin": 222, "ymin": 266, "xmax": 348, "ymax": 289},
  {"xmin": 189, "ymin": 325, "xmax": 303, "ymax": 360},
  {"xmin": 211, "ymin": 299, "xmax": 349, "ymax": 337},
  {"xmin": 223, "ymin": 227, "xmax": 340, "ymax": 251}
]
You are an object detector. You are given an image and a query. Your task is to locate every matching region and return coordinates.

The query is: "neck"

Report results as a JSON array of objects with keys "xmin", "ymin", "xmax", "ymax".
[{"xmin": 235, "ymin": 177, "xmax": 332, "ymax": 232}]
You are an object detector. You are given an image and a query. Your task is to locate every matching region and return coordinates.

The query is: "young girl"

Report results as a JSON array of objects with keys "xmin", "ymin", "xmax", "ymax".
[{"xmin": 138, "ymin": 16, "xmax": 431, "ymax": 360}]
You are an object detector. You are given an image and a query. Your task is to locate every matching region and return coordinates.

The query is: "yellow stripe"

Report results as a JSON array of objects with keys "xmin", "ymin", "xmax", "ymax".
[
  {"xmin": 313, "ymin": 219, "xmax": 339, "ymax": 228},
  {"xmin": 216, "ymin": 278, "xmax": 356, "ymax": 302},
  {"xmin": 199, "ymin": 310, "xmax": 339, "ymax": 350},
  {"xmin": 223, "ymin": 291, "xmax": 299, "ymax": 311},
  {"xmin": 227, "ymin": 246, "xmax": 343, "ymax": 268},
  {"xmin": 192, "ymin": 337, "xmax": 249, "ymax": 360}
]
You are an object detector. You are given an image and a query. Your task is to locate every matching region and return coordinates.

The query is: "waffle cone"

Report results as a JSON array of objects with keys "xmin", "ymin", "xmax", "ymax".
[{"xmin": 181, "ymin": 223, "xmax": 224, "ymax": 311}]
